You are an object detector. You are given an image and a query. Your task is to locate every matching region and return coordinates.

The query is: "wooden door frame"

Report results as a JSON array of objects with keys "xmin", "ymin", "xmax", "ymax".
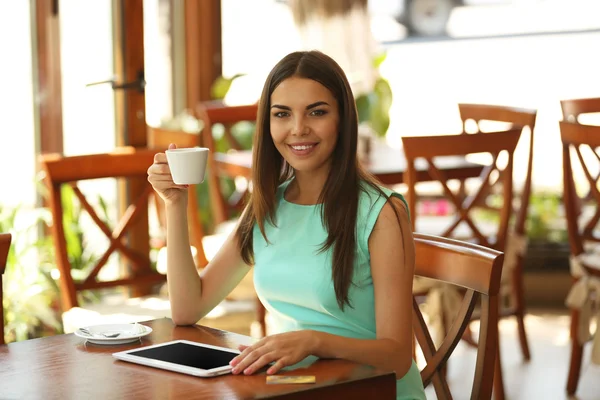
[
  {"xmin": 33, "ymin": 0, "xmax": 63, "ymax": 156},
  {"xmin": 184, "ymin": 0, "xmax": 222, "ymax": 108},
  {"xmin": 113, "ymin": 0, "xmax": 152, "ymax": 293}
]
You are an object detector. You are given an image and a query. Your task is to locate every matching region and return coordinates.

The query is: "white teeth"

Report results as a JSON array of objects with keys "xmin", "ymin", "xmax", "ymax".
[{"xmin": 291, "ymin": 145, "xmax": 314, "ymax": 151}]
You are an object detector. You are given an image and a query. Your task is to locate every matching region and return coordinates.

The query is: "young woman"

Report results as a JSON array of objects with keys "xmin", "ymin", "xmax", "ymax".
[{"xmin": 147, "ymin": 50, "xmax": 426, "ymax": 399}]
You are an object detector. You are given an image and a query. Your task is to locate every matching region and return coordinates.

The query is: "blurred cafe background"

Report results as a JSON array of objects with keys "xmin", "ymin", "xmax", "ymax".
[{"xmin": 1, "ymin": 0, "xmax": 599, "ymax": 398}]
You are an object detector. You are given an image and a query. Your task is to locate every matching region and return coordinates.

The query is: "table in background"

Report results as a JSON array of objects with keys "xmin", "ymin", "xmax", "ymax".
[{"xmin": 214, "ymin": 139, "xmax": 484, "ymax": 185}]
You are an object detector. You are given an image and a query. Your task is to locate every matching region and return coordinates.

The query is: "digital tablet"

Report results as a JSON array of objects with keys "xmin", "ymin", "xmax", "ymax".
[{"xmin": 112, "ymin": 340, "xmax": 240, "ymax": 377}]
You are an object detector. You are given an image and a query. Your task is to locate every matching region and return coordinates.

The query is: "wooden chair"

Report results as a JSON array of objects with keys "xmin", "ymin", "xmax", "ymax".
[
  {"xmin": 200, "ymin": 101, "xmax": 258, "ymax": 228},
  {"xmin": 560, "ymin": 97, "xmax": 600, "ymax": 123},
  {"xmin": 413, "ymin": 233, "xmax": 503, "ymax": 399},
  {"xmin": 0, "ymin": 233, "xmax": 11, "ymax": 345},
  {"xmin": 458, "ymin": 103, "xmax": 537, "ymax": 361},
  {"xmin": 39, "ymin": 147, "xmax": 169, "ymax": 330},
  {"xmin": 198, "ymin": 102, "xmax": 266, "ymax": 338},
  {"xmin": 560, "ymin": 97, "xmax": 600, "ymax": 204},
  {"xmin": 403, "ymin": 130, "xmax": 522, "ymax": 400},
  {"xmin": 559, "ymin": 121, "xmax": 600, "ymax": 395},
  {"xmin": 147, "ymin": 125, "xmax": 209, "ymax": 267}
]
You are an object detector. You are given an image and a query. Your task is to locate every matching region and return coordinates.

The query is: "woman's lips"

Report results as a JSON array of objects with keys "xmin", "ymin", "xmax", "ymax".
[{"xmin": 287, "ymin": 143, "xmax": 318, "ymax": 156}]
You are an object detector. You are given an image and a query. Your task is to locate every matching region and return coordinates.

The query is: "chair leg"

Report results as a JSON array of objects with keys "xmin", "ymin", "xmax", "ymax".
[
  {"xmin": 493, "ymin": 324, "xmax": 506, "ymax": 400},
  {"xmin": 512, "ymin": 263, "xmax": 531, "ymax": 361},
  {"xmin": 566, "ymin": 310, "xmax": 584, "ymax": 396}
]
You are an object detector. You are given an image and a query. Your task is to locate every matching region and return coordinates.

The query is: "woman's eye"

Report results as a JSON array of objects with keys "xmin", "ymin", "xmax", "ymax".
[
  {"xmin": 310, "ymin": 109, "xmax": 327, "ymax": 117},
  {"xmin": 273, "ymin": 111, "xmax": 289, "ymax": 118}
]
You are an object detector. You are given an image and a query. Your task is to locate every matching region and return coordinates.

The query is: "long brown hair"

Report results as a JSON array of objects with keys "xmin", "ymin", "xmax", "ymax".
[{"xmin": 236, "ymin": 51, "xmax": 391, "ymax": 309}]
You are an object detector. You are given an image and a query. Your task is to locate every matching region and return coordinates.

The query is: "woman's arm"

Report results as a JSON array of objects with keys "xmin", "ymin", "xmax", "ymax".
[
  {"xmin": 230, "ymin": 196, "xmax": 415, "ymax": 378},
  {"xmin": 165, "ymin": 196, "xmax": 251, "ymax": 325},
  {"xmin": 149, "ymin": 149, "xmax": 251, "ymax": 326}
]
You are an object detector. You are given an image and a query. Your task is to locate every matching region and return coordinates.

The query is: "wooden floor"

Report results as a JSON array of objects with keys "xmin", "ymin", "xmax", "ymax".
[{"xmin": 206, "ymin": 306, "xmax": 600, "ymax": 400}]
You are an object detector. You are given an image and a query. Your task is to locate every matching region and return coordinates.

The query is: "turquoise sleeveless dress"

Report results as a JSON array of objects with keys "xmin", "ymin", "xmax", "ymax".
[{"xmin": 253, "ymin": 180, "xmax": 426, "ymax": 400}]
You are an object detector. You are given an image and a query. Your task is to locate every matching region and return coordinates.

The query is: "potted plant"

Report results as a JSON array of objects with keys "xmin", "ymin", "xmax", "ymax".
[{"xmin": 354, "ymin": 52, "xmax": 393, "ymax": 160}]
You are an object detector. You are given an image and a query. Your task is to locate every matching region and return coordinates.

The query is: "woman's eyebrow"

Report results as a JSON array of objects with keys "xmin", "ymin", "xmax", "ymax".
[
  {"xmin": 306, "ymin": 101, "xmax": 329, "ymax": 110},
  {"xmin": 270, "ymin": 101, "xmax": 330, "ymax": 110}
]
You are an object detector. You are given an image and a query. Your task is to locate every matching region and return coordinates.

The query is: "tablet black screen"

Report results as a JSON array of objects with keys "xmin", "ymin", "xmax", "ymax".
[{"xmin": 128, "ymin": 342, "xmax": 238, "ymax": 370}]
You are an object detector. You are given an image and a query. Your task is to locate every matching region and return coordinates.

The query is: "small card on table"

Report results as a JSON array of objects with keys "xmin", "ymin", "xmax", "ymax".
[{"xmin": 266, "ymin": 375, "xmax": 316, "ymax": 384}]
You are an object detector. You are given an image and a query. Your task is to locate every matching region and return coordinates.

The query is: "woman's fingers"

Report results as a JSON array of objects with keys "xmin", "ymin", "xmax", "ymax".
[
  {"xmin": 244, "ymin": 352, "xmax": 278, "ymax": 375},
  {"xmin": 232, "ymin": 347, "xmax": 268, "ymax": 374},
  {"xmin": 147, "ymin": 163, "xmax": 171, "ymax": 175},
  {"xmin": 154, "ymin": 152, "xmax": 168, "ymax": 164},
  {"xmin": 231, "ymin": 343, "xmax": 259, "ymax": 367},
  {"xmin": 266, "ymin": 358, "xmax": 289, "ymax": 375},
  {"xmin": 147, "ymin": 178, "xmax": 187, "ymax": 190}
]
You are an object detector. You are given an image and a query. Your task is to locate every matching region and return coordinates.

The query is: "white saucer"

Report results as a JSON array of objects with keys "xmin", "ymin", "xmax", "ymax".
[{"xmin": 74, "ymin": 323, "xmax": 153, "ymax": 345}]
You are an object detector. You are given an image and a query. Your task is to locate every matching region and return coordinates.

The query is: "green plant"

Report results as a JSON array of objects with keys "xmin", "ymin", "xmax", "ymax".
[
  {"xmin": 59, "ymin": 185, "xmax": 112, "ymax": 281},
  {"xmin": 473, "ymin": 191, "xmax": 568, "ymax": 243},
  {"xmin": 211, "ymin": 73, "xmax": 246, "ymax": 100},
  {"xmin": 526, "ymin": 192, "xmax": 568, "ymax": 243},
  {"xmin": 1, "ymin": 204, "xmax": 62, "ymax": 343},
  {"xmin": 355, "ymin": 52, "xmax": 393, "ymax": 138}
]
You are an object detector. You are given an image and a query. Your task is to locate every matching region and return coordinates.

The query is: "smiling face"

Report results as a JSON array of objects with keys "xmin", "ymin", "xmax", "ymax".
[{"xmin": 269, "ymin": 76, "xmax": 340, "ymax": 177}]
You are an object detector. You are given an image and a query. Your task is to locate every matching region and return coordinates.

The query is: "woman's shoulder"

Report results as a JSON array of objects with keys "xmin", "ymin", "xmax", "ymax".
[{"xmin": 358, "ymin": 181, "xmax": 405, "ymax": 210}]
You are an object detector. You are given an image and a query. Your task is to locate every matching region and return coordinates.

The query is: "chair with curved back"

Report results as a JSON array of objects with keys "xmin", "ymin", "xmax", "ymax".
[
  {"xmin": 413, "ymin": 233, "xmax": 503, "ymax": 399},
  {"xmin": 403, "ymin": 129, "xmax": 522, "ymax": 400},
  {"xmin": 560, "ymin": 97, "xmax": 600, "ymax": 204},
  {"xmin": 39, "ymin": 148, "xmax": 169, "ymax": 331},
  {"xmin": 457, "ymin": 103, "xmax": 537, "ymax": 362},
  {"xmin": 199, "ymin": 101, "xmax": 259, "ymax": 228},
  {"xmin": 559, "ymin": 120, "xmax": 600, "ymax": 396},
  {"xmin": 0, "ymin": 233, "xmax": 12, "ymax": 345},
  {"xmin": 560, "ymin": 97, "xmax": 600, "ymax": 124}
]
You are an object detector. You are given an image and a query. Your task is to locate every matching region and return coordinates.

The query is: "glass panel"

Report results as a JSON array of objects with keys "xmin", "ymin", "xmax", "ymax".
[
  {"xmin": 59, "ymin": 0, "xmax": 118, "ymax": 282},
  {"xmin": 60, "ymin": 0, "xmax": 115, "ymax": 156},
  {"xmin": 144, "ymin": 0, "xmax": 174, "ymax": 126},
  {"xmin": 0, "ymin": 2, "xmax": 36, "ymax": 207}
]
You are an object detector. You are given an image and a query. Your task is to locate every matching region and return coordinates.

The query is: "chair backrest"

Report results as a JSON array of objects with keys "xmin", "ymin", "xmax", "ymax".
[
  {"xmin": 559, "ymin": 121, "xmax": 600, "ymax": 267},
  {"xmin": 197, "ymin": 102, "xmax": 259, "ymax": 226},
  {"xmin": 39, "ymin": 147, "xmax": 166, "ymax": 312},
  {"xmin": 402, "ymin": 129, "xmax": 522, "ymax": 251},
  {"xmin": 147, "ymin": 126, "xmax": 202, "ymax": 150},
  {"xmin": 0, "ymin": 233, "xmax": 11, "ymax": 345},
  {"xmin": 560, "ymin": 97, "xmax": 600, "ymax": 123},
  {"xmin": 147, "ymin": 125, "xmax": 209, "ymax": 267},
  {"xmin": 413, "ymin": 233, "xmax": 503, "ymax": 399},
  {"xmin": 458, "ymin": 104, "xmax": 537, "ymax": 236}
]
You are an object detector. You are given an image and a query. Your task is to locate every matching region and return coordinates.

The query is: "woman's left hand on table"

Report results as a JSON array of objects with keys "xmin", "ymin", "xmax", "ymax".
[{"xmin": 229, "ymin": 330, "xmax": 318, "ymax": 375}]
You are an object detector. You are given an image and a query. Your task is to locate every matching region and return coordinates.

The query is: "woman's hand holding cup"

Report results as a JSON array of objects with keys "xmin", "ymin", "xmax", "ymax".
[{"xmin": 147, "ymin": 143, "xmax": 190, "ymax": 205}]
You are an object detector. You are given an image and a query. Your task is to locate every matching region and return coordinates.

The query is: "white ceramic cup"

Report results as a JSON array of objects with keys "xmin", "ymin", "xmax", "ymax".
[{"xmin": 165, "ymin": 147, "xmax": 209, "ymax": 185}]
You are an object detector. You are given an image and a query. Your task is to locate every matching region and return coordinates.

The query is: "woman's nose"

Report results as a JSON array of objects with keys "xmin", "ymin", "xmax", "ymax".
[{"xmin": 291, "ymin": 117, "xmax": 308, "ymax": 136}]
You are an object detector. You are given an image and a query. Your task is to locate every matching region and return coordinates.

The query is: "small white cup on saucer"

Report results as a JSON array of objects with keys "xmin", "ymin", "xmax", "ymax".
[{"xmin": 165, "ymin": 147, "xmax": 209, "ymax": 185}]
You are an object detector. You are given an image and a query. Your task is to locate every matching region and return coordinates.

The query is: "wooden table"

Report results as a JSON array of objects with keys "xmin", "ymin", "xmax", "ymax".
[
  {"xmin": 0, "ymin": 318, "xmax": 396, "ymax": 399},
  {"xmin": 214, "ymin": 139, "xmax": 484, "ymax": 185}
]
